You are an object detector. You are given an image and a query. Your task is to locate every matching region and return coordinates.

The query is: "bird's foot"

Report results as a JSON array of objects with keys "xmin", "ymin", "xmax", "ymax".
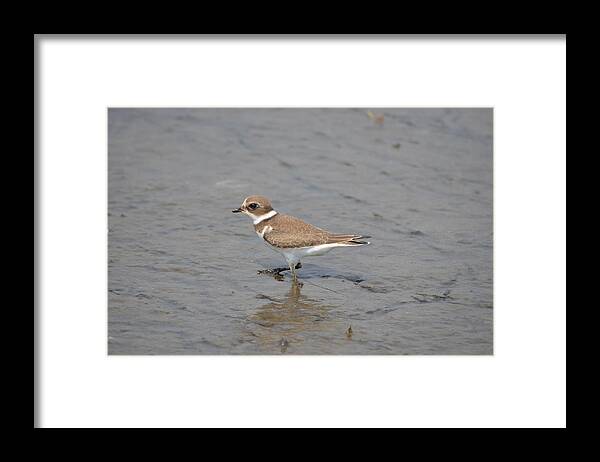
[
  {"xmin": 257, "ymin": 267, "xmax": 289, "ymax": 275},
  {"xmin": 257, "ymin": 262, "xmax": 301, "ymax": 275},
  {"xmin": 257, "ymin": 267, "xmax": 287, "ymax": 281}
]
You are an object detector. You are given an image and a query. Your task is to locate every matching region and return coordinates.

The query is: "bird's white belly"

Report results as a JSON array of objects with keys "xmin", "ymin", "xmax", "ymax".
[{"xmin": 279, "ymin": 246, "xmax": 337, "ymax": 266}]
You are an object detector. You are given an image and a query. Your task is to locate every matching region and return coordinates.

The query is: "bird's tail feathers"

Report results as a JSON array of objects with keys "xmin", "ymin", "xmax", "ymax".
[{"xmin": 329, "ymin": 234, "xmax": 371, "ymax": 246}]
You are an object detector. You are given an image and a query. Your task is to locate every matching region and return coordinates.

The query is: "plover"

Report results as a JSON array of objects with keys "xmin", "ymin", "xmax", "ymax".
[{"xmin": 232, "ymin": 195, "xmax": 370, "ymax": 280}]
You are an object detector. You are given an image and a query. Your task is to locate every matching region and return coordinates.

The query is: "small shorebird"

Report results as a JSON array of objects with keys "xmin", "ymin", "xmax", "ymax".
[{"xmin": 232, "ymin": 195, "xmax": 370, "ymax": 280}]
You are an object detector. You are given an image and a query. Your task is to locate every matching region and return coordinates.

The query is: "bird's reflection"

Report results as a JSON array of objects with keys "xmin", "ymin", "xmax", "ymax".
[{"xmin": 246, "ymin": 280, "xmax": 335, "ymax": 353}]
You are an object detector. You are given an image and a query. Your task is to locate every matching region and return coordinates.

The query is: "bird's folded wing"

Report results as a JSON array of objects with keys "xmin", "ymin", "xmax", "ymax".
[
  {"xmin": 259, "ymin": 214, "xmax": 327, "ymax": 248},
  {"xmin": 261, "ymin": 213, "xmax": 368, "ymax": 248},
  {"xmin": 263, "ymin": 226, "xmax": 330, "ymax": 248}
]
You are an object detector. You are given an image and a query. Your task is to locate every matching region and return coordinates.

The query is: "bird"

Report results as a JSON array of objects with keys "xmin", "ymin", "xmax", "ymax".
[{"xmin": 232, "ymin": 195, "xmax": 370, "ymax": 281}]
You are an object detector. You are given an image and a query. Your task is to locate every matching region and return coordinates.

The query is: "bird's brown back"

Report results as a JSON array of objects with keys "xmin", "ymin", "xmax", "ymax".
[{"xmin": 255, "ymin": 213, "xmax": 366, "ymax": 248}]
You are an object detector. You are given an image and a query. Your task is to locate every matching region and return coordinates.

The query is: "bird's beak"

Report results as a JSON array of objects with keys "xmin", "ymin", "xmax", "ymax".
[{"xmin": 232, "ymin": 208, "xmax": 242, "ymax": 213}]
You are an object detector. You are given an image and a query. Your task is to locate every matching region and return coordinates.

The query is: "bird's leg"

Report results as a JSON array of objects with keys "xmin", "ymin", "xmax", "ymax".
[
  {"xmin": 289, "ymin": 264, "xmax": 304, "ymax": 288},
  {"xmin": 288, "ymin": 261, "xmax": 303, "ymax": 284}
]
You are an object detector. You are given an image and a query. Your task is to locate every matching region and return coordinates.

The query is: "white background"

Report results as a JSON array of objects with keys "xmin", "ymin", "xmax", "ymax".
[{"xmin": 37, "ymin": 36, "xmax": 566, "ymax": 428}]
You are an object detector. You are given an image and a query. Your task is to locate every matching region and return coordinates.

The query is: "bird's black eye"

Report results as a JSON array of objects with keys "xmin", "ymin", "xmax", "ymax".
[{"xmin": 248, "ymin": 203, "xmax": 259, "ymax": 210}]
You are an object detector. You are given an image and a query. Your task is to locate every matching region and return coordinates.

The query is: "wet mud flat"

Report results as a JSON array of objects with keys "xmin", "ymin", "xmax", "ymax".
[{"xmin": 108, "ymin": 108, "xmax": 493, "ymax": 355}]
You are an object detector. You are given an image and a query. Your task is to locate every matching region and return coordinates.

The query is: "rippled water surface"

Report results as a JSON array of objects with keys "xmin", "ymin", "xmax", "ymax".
[{"xmin": 108, "ymin": 108, "xmax": 493, "ymax": 354}]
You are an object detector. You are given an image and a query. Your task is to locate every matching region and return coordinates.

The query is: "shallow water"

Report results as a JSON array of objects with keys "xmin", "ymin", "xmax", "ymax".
[{"xmin": 108, "ymin": 108, "xmax": 493, "ymax": 354}]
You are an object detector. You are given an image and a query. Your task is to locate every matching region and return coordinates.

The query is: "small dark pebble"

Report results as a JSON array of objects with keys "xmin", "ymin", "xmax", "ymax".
[{"xmin": 279, "ymin": 337, "xmax": 289, "ymax": 352}]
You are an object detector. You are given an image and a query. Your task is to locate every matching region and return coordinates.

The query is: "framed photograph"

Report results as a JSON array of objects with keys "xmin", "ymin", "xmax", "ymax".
[{"xmin": 35, "ymin": 35, "xmax": 566, "ymax": 428}]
